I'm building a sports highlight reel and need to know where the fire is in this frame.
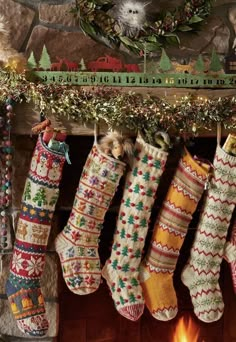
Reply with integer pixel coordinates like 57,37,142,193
173,315,199,342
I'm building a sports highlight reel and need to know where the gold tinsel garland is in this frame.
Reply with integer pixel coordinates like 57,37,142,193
0,70,236,140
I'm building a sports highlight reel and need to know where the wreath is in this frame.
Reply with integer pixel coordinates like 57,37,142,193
71,0,213,55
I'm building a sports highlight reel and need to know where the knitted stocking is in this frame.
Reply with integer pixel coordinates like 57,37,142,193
181,145,236,323
224,218,236,293
101,133,168,321
6,135,65,336
55,143,126,295
139,148,210,321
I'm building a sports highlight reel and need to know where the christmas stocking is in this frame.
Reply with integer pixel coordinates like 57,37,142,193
55,142,126,295
6,135,66,336
181,145,236,323
139,147,210,321
101,133,168,321
224,218,236,293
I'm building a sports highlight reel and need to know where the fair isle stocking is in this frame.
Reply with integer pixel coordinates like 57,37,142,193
139,148,210,321
6,135,65,336
55,143,126,294
224,218,236,293
101,133,168,321
181,145,236,323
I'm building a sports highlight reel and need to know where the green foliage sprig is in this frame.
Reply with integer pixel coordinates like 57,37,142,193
1,69,235,142
71,0,214,55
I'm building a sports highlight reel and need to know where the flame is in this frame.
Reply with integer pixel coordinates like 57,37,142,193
173,316,199,342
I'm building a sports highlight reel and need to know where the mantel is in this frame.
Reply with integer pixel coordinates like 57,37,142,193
12,86,236,137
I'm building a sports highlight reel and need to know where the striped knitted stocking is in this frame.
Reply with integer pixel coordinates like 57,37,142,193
102,134,168,321
6,135,65,336
181,145,236,323
139,148,210,321
55,143,126,295
224,218,236,293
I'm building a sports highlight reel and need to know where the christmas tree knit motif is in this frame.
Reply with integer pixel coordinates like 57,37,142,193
55,143,126,294
6,135,66,336
102,133,168,321
181,145,236,323
139,148,210,321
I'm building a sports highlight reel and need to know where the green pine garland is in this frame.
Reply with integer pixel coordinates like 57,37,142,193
71,0,214,54
0,69,236,142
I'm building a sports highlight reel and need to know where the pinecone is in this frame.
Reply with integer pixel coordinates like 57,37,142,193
93,10,117,35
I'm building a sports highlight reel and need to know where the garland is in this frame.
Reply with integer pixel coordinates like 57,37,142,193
71,0,213,54
1,69,236,144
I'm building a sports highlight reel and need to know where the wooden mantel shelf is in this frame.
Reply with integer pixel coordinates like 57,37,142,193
12,87,236,136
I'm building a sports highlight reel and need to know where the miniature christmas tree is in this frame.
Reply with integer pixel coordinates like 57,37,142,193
79,58,86,71
131,231,139,242
143,171,150,181
159,49,172,72
119,296,125,305
140,218,147,228
136,201,144,211
131,278,139,286
39,45,51,70
120,228,126,239
27,51,37,70
118,278,125,288
142,155,148,164
194,54,205,73
128,215,134,224
134,184,140,194
129,293,136,303
23,181,31,201
112,259,118,270
146,188,153,197
122,246,128,256
33,188,47,207
122,263,130,272
132,167,138,177
209,49,223,72
125,198,131,207
79,216,86,227
134,249,141,258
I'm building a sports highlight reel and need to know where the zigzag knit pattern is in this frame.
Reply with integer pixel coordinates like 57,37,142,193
139,148,210,321
55,144,126,295
6,135,65,337
102,134,168,321
224,219,236,293
181,145,236,323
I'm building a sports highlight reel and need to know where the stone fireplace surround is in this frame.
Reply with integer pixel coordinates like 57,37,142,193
0,0,236,341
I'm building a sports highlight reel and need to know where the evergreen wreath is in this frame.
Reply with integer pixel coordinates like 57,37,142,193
71,0,214,55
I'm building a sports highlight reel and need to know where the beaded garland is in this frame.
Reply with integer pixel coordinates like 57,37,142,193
0,97,14,254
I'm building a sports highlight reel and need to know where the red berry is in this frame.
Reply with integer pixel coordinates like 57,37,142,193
126,234,131,238
116,251,120,255
127,285,132,289
117,288,121,292
123,278,127,281
137,295,142,299
148,156,153,160
138,171,142,175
